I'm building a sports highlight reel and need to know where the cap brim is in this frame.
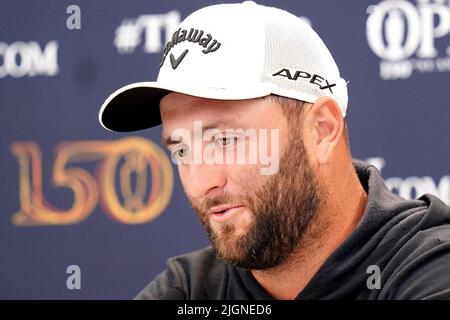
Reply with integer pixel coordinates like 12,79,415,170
98,82,170,132
99,81,273,132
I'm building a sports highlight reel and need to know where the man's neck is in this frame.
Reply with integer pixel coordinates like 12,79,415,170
251,165,368,300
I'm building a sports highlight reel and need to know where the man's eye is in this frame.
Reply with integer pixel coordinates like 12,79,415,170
177,148,185,157
171,146,189,163
216,136,238,146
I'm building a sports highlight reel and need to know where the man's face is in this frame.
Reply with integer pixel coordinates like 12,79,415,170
160,93,322,270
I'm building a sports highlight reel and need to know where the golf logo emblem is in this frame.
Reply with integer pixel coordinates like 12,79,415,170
160,27,222,68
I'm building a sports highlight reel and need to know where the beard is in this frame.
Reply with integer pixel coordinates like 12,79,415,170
187,130,323,270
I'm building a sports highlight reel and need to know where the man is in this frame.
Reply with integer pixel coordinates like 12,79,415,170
99,1,450,299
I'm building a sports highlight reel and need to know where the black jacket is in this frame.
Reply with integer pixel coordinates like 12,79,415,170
136,160,450,299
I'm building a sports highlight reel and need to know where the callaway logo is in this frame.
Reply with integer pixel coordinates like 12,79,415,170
160,28,222,69
272,68,336,94
170,49,189,70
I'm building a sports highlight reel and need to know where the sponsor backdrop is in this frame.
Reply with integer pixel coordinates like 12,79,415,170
0,0,449,299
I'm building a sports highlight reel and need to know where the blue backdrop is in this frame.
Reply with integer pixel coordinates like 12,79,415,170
1,0,449,299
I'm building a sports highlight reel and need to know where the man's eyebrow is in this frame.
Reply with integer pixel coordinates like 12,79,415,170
162,136,180,148
203,119,240,131
161,118,242,148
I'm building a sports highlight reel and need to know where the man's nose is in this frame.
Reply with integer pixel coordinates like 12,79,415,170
186,163,227,198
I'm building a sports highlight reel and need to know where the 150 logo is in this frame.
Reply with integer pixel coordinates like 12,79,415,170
11,137,173,226
366,0,450,79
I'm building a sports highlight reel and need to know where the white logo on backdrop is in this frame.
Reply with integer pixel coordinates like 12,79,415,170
366,157,450,205
114,11,181,54
0,41,59,79
366,0,450,80
113,11,311,55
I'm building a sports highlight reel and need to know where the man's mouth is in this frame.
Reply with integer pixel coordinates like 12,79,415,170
208,204,244,222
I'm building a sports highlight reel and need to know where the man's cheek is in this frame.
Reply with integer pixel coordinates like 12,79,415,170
178,167,191,195
229,164,259,186
234,165,269,194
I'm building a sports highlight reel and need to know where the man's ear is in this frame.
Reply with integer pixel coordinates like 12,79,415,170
303,97,344,165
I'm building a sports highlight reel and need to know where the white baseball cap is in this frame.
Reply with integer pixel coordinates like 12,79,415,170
99,1,348,132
